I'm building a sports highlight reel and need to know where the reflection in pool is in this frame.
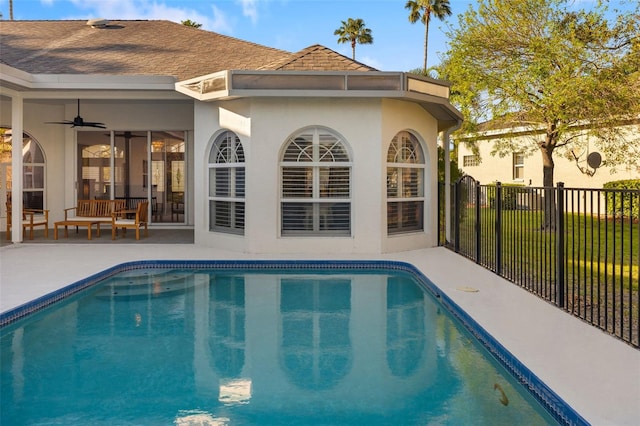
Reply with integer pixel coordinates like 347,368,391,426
1,265,568,425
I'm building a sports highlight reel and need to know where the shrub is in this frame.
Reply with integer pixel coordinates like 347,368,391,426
603,179,640,219
487,182,527,210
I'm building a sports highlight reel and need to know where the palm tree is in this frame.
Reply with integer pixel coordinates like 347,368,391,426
181,20,202,28
334,18,373,60
405,0,452,71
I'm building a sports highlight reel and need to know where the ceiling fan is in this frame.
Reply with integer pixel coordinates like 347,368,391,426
46,99,106,129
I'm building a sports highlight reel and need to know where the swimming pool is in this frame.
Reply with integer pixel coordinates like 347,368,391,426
1,260,586,425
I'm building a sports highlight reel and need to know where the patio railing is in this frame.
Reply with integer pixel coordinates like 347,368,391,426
438,177,639,348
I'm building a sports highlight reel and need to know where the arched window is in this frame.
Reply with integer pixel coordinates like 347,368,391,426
280,127,351,236
208,131,245,234
0,128,46,210
386,131,424,234
279,278,352,390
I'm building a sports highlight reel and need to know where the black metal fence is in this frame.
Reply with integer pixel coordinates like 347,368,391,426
438,177,639,348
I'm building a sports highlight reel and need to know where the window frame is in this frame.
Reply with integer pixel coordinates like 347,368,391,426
1,128,46,211
280,127,352,237
463,155,480,167
386,131,425,235
512,152,525,181
208,130,245,235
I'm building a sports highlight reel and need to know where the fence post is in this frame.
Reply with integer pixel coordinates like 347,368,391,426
496,182,503,275
454,179,461,253
475,183,481,263
556,182,565,307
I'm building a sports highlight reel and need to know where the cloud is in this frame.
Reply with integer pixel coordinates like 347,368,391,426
209,4,233,34
68,0,142,18
62,0,233,34
237,0,258,24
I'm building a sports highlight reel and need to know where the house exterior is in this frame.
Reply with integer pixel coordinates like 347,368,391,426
456,121,640,188
0,19,461,253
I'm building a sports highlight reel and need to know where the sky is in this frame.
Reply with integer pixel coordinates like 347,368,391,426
0,0,634,72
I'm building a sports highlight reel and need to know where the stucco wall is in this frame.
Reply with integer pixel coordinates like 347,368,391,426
381,99,439,253
457,125,640,188
193,97,441,254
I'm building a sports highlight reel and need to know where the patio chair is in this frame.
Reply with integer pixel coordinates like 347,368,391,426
111,201,149,240
5,202,49,240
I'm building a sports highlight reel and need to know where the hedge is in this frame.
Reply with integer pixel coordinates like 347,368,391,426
487,182,527,210
602,179,640,219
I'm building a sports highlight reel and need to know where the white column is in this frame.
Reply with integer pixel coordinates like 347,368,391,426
443,121,461,243
11,95,24,243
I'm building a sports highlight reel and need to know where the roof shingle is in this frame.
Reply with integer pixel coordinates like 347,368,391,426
0,20,376,81
260,44,377,72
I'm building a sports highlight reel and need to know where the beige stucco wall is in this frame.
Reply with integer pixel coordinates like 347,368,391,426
193,97,441,254
457,125,640,188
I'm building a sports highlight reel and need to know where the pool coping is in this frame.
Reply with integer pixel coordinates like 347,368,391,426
1,258,588,426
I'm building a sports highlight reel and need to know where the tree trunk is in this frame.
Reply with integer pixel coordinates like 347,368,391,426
540,136,556,230
423,18,430,71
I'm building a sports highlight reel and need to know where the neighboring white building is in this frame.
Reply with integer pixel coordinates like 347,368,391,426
0,20,462,253
457,121,640,188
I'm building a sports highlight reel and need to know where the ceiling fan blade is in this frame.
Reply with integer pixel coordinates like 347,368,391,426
79,122,107,129
46,121,75,125
44,99,107,129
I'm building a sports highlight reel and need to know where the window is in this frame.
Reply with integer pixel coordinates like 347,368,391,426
387,131,424,234
208,131,245,234
0,128,46,211
78,130,186,223
280,128,351,236
279,278,352,390
463,155,480,167
513,152,525,180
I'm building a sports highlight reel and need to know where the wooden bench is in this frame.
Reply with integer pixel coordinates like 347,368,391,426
64,200,126,230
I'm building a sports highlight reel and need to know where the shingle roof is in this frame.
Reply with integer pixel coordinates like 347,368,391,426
259,44,377,72
0,20,377,81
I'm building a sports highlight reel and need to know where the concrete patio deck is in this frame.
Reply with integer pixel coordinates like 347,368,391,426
1,240,638,425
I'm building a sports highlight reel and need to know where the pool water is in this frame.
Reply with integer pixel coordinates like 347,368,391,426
1,265,562,425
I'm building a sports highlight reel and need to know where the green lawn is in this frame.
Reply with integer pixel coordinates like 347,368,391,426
455,207,638,290
453,206,638,345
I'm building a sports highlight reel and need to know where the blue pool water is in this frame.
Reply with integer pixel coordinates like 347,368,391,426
1,261,583,425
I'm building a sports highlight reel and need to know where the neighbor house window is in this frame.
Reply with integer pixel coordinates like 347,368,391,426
513,152,525,180
280,127,351,236
209,131,245,234
387,131,424,234
463,155,480,167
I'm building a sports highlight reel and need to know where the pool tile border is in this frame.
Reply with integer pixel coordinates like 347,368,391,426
1,259,588,426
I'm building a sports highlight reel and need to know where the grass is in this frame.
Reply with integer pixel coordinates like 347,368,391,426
452,206,639,346
456,207,638,287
